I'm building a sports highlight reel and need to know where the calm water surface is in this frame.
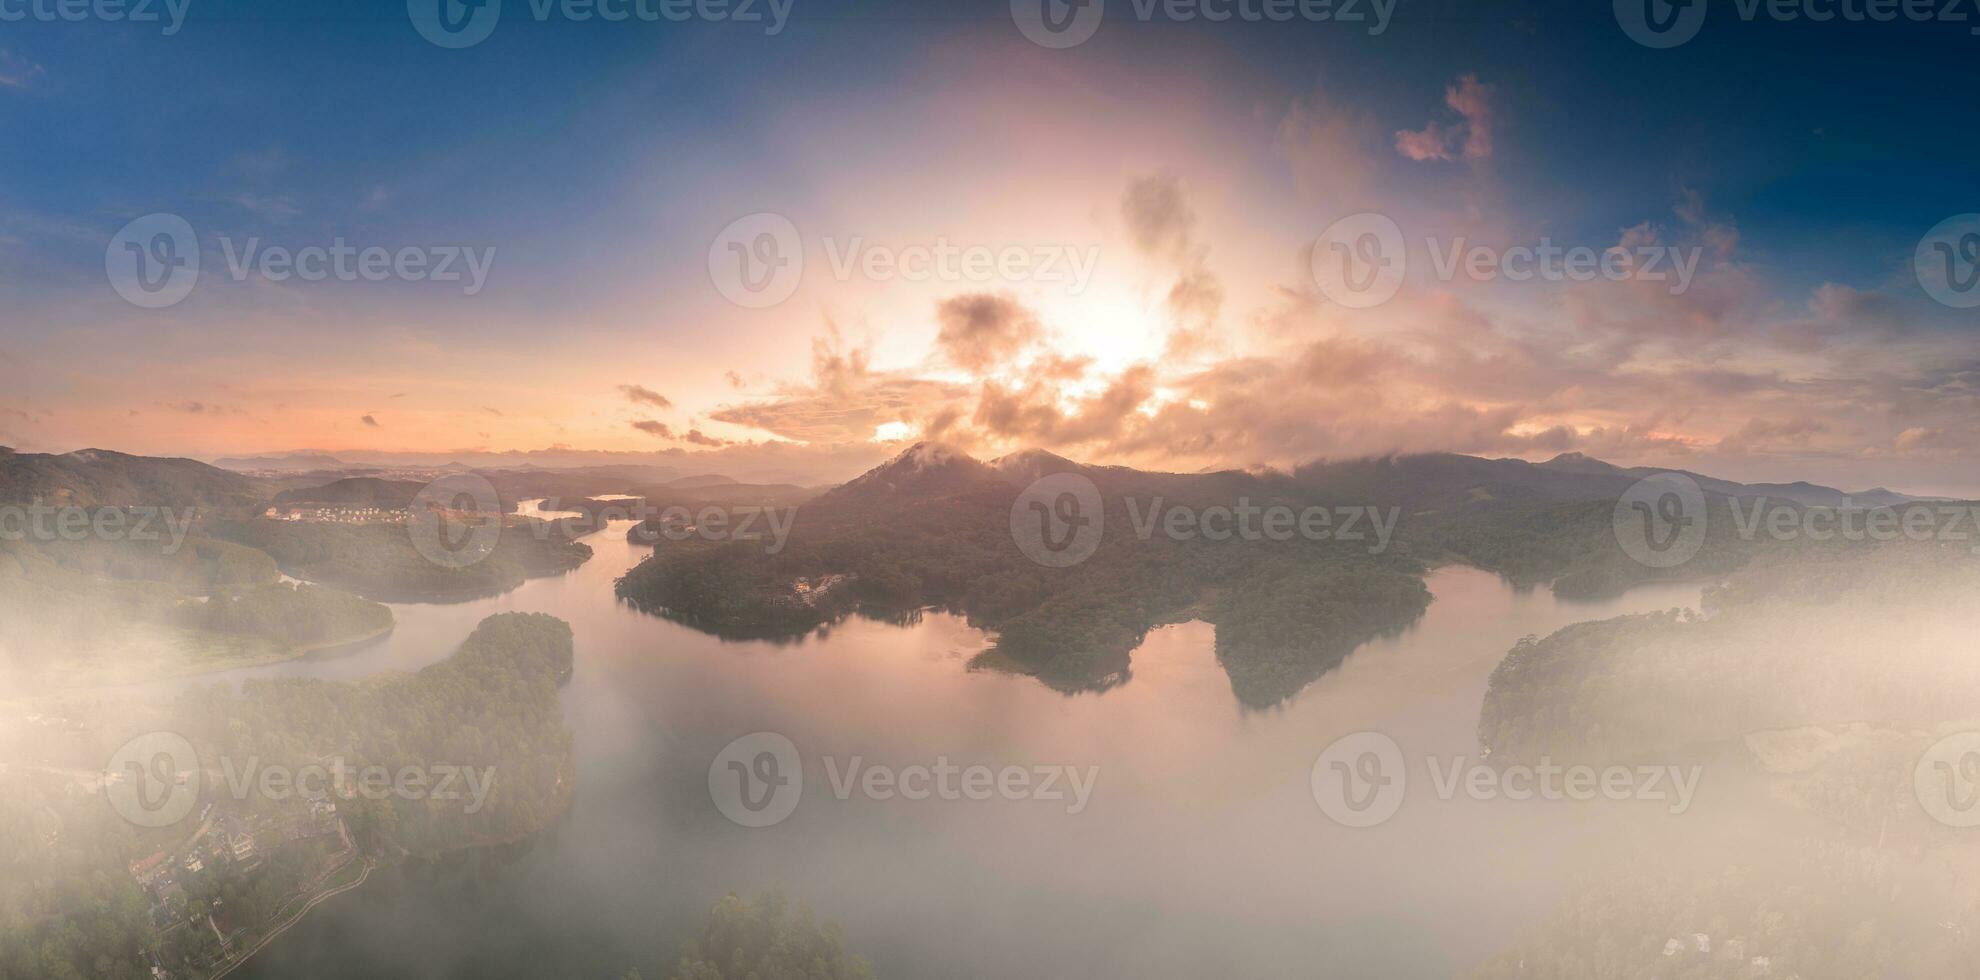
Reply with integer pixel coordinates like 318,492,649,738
221,514,1701,979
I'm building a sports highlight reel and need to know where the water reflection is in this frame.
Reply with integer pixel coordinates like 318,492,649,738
233,522,1701,979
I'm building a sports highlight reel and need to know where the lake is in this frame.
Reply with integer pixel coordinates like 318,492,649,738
225,514,1703,979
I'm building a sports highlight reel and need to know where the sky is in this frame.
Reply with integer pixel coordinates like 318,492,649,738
3,0,1979,492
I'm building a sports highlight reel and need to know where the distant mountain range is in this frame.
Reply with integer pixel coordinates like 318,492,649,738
199,442,893,487
211,452,353,473
3,442,1935,513
814,442,1929,518
1289,451,1927,513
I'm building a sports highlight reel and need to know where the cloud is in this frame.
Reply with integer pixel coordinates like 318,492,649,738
631,420,674,438
361,415,380,428
709,326,971,444
618,384,673,409
231,193,301,222
1394,74,1494,162
1121,174,1196,261
683,429,729,447
934,293,1042,373
1121,175,1224,356
1278,93,1385,214
0,50,44,89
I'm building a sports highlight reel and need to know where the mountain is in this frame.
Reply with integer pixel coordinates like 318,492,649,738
272,477,427,509
0,448,269,509
820,442,1005,503
1294,451,1920,514
620,442,1435,707
211,452,350,473
619,441,1965,706
1292,452,1639,512
664,474,742,489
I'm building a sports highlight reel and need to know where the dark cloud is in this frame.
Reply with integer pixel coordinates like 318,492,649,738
1394,74,1494,162
361,415,380,427
1121,174,1194,261
618,385,673,410
935,293,1042,373
631,420,674,438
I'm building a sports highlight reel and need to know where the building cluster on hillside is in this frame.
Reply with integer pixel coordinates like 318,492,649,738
1658,933,1785,977
127,801,344,933
793,574,848,606
263,506,405,524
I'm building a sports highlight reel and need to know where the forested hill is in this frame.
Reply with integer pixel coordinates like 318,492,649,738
618,442,1435,707
272,477,427,508
0,447,270,509
617,442,1946,706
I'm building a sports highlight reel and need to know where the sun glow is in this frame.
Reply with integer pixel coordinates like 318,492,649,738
872,421,914,442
